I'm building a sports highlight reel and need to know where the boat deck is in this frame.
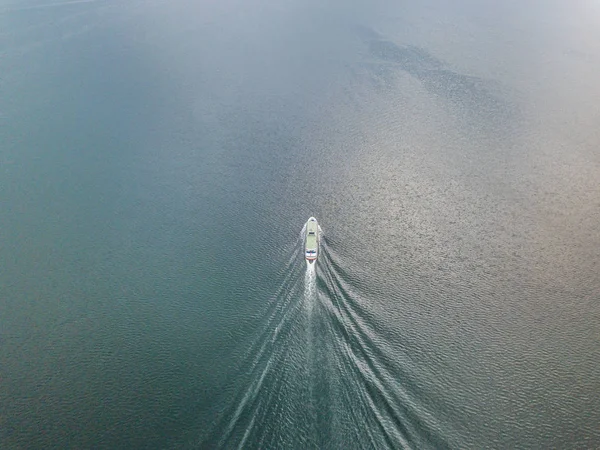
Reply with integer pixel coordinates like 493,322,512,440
305,220,318,250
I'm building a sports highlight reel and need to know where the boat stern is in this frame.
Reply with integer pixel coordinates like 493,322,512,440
305,250,317,263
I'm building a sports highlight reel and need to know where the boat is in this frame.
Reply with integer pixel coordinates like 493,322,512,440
305,217,319,264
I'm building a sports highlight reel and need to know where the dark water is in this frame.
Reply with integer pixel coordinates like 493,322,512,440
1,0,599,448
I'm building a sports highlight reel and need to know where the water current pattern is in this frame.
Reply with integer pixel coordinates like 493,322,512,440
1,0,599,448
199,225,450,449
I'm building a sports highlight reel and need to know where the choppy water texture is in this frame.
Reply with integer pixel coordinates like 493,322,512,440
1,0,599,448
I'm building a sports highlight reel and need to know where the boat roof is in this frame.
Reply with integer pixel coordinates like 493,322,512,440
305,219,318,250
306,233,317,250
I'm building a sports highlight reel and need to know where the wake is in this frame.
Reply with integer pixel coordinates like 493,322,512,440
199,222,451,449
304,255,317,312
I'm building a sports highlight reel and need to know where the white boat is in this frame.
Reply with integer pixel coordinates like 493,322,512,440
305,217,319,264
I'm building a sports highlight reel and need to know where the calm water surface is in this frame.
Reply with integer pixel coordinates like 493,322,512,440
1,0,599,448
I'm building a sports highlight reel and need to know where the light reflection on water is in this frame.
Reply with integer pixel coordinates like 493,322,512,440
1,0,599,448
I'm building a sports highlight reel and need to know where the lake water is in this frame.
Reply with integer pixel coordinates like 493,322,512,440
1,0,599,448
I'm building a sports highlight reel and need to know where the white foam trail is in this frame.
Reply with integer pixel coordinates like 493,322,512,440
271,324,280,344
304,255,318,442
304,262,317,314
